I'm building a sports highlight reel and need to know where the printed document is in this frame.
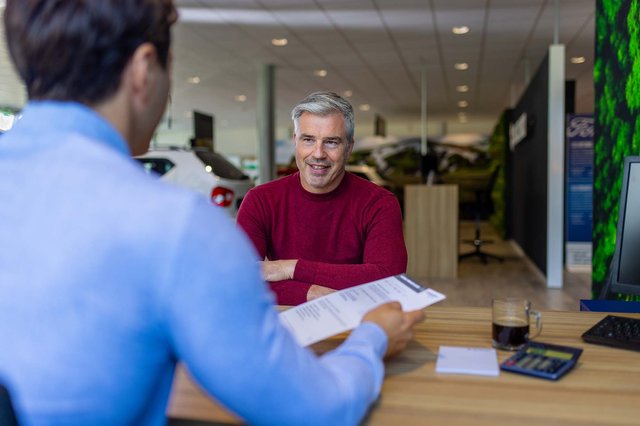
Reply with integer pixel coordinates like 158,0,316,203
279,274,446,346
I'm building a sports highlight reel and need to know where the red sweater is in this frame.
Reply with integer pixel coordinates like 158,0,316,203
237,172,407,305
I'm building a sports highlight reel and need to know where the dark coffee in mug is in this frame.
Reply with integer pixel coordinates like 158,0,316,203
492,317,529,348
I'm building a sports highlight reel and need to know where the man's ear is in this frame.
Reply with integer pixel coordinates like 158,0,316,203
128,43,159,109
347,139,355,156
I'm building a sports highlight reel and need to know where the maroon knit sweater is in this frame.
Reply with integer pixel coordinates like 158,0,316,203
236,172,407,305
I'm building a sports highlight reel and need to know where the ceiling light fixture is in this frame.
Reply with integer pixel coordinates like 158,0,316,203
343,90,353,97
271,38,288,47
454,62,469,70
570,56,586,64
452,26,470,35
359,104,371,111
187,76,201,84
235,95,247,102
313,69,328,77
456,85,469,93
457,100,469,108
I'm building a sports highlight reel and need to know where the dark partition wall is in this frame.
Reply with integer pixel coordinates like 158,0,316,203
509,55,551,274
508,55,575,275
593,1,640,299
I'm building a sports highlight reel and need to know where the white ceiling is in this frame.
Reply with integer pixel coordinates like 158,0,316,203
0,0,594,137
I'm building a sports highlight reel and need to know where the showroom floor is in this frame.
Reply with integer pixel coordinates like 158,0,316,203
419,221,592,311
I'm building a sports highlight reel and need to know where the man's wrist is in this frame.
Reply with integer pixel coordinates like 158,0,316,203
288,259,298,279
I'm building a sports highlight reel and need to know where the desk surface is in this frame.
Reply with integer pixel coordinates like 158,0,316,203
167,306,640,425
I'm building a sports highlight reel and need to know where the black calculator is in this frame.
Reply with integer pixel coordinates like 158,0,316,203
500,341,583,380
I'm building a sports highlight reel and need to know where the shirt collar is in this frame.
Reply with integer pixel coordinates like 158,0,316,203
17,100,130,156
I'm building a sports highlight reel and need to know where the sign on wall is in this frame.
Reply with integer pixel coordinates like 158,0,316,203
565,114,594,272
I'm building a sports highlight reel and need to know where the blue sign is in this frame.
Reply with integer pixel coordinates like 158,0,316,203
565,114,593,243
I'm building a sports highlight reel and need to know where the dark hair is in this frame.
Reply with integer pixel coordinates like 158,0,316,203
4,0,177,104
291,91,355,143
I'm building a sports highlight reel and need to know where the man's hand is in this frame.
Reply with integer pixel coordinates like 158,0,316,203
260,259,297,282
362,302,425,359
306,284,336,301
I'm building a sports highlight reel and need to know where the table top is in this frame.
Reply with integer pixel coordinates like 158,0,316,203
167,306,640,425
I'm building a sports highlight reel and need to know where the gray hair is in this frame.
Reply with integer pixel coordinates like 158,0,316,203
291,91,355,143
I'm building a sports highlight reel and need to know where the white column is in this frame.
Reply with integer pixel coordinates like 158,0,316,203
257,64,275,184
546,44,565,288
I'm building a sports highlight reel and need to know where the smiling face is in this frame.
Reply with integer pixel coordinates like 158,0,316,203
294,112,353,194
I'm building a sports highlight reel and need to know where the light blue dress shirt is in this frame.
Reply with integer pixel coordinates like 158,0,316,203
0,101,387,425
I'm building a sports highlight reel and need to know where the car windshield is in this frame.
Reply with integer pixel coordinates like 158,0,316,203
195,151,250,180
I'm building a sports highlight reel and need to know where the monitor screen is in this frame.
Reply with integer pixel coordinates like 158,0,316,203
611,157,640,296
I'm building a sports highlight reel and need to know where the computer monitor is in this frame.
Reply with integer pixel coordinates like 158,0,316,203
602,156,640,298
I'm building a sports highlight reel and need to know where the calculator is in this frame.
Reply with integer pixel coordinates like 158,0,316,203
500,341,583,380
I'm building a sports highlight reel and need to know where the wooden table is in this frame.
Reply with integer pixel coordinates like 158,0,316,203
167,307,640,425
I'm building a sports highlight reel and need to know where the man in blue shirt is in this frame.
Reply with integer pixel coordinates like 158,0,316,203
0,1,424,425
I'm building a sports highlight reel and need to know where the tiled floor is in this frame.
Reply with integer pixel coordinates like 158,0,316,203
416,221,592,311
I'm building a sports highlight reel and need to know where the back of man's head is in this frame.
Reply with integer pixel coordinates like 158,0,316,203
4,0,177,105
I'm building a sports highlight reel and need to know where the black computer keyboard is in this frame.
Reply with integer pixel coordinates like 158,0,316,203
581,315,640,352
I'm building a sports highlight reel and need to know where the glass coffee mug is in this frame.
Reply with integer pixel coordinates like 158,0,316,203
492,297,542,350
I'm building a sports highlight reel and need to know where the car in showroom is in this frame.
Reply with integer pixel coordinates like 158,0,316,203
135,147,254,217
345,164,391,188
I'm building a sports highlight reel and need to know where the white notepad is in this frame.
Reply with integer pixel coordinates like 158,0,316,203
435,346,500,377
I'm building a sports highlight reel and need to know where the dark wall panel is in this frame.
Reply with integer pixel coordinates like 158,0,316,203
509,56,550,273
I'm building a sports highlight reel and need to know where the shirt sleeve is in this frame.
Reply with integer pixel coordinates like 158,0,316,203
236,188,268,258
159,199,388,426
293,194,407,289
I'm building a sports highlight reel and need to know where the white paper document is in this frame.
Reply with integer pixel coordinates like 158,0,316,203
435,346,500,377
279,274,446,346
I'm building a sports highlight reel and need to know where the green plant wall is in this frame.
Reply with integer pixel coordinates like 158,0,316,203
593,0,640,299
488,112,508,239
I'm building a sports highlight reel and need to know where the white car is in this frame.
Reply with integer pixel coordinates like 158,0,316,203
345,164,391,188
136,148,254,217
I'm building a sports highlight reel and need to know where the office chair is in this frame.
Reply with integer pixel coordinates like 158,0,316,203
459,165,505,264
0,383,19,426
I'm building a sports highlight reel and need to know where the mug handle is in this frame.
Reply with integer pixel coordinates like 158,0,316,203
529,310,542,339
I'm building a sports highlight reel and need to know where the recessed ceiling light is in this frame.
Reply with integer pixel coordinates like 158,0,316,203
457,100,469,108
187,76,201,84
235,94,247,102
313,69,328,77
359,104,371,111
570,56,586,64
343,90,353,98
271,38,288,47
452,26,470,35
456,85,469,93
454,62,469,70
459,116,468,123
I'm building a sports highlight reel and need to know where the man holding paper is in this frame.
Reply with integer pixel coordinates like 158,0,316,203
0,2,424,425
237,91,407,305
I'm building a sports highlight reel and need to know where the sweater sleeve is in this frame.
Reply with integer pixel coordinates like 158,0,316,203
293,194,407,289
236,188,267,258
269,280,312,306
